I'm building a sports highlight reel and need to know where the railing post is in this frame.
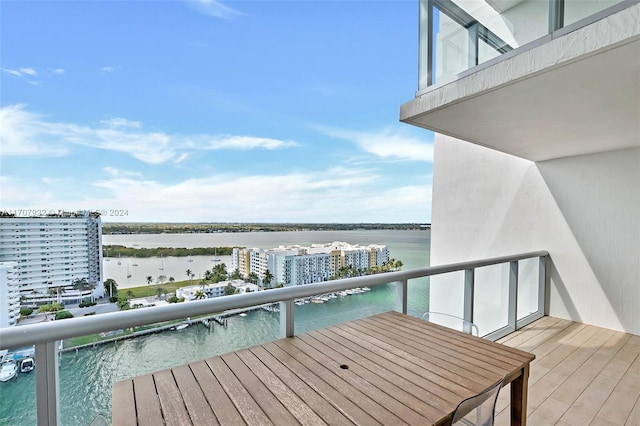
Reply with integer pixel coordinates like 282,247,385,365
394,279,408,314
279,299,295,338
35,341,59,426
539,255,548,315
508,261,519,332
463,269,475,325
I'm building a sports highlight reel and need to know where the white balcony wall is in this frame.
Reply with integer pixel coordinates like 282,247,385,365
429,135,640,335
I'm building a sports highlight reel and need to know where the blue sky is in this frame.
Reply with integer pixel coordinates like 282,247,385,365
0,0,433,223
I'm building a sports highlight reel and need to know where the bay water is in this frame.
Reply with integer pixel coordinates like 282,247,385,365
0,230,430,425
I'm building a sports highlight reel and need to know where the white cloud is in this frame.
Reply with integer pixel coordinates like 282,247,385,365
101,66,115,73
100,118,142,128
0,105,69,156
2,68,23,77
208,135,299,150
0,104,300,164
82,167,429,222
322,126,434,163
19,67,37,76
184,0,241,19
1,166,431,222
53,68,65,74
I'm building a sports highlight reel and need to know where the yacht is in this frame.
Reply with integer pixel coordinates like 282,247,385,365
0,361,17,382
20,357,34,373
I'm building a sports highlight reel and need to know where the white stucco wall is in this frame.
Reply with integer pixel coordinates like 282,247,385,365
429,135,639,335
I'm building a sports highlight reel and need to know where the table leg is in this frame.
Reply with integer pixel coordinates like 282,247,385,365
510,364,530,426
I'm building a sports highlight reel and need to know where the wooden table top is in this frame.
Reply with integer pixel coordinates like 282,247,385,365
112,311,535,425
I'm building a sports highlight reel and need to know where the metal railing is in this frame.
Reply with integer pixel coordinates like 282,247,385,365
0,250,548,425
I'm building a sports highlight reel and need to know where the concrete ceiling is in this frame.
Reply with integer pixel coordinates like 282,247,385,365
402,38,640,162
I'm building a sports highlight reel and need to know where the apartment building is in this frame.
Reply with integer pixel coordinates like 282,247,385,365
0,212,105,309
400,0,639,335
0,262,20,328
231,242,391,287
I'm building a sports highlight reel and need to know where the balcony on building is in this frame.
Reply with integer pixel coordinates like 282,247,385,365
400,0,640,161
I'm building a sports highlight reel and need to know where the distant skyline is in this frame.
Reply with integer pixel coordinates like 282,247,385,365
0,0,434,223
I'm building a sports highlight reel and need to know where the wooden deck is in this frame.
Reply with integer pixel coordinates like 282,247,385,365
495,316,640,425
112,311,534,425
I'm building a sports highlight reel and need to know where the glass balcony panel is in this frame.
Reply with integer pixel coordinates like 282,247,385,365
473,263,509,336
294,284,396,334
427,270,466,319
0,347,36,424
563,0,625,27
517,257,539,320
433,6,471,85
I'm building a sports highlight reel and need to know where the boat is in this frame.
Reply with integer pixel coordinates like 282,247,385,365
239,312,248,317
126,264,131,279
0,362,17,382
211,248,221,262
174,323,189,330
19,357,34,373
187,255,193,263
159,255,164,270
132,263,138,266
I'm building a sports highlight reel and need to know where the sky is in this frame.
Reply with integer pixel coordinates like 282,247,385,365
0,0,434,223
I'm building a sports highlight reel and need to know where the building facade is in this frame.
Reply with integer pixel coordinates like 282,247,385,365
401,0,639,334
0,212,105,307
0,262,20,328
231,242,391,287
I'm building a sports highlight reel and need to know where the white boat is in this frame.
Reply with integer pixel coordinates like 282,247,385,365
0,362,17,382
239,313,248,317
19,357,34,373
187,255,193,262
212,248,221,262
174,323,189,330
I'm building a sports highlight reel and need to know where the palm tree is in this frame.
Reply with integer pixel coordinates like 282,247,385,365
104,278,118,297
72,278,91,302
394,260,403,270
156,287,165,299
146,276,153,286
126,290,134,299
194,290,206,300
263,269,274,289
186,269,194,284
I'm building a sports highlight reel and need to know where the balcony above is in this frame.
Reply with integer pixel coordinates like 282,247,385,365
400,2,640,162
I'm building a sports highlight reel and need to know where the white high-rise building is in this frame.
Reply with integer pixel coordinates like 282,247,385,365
0,262,20,328
401,0,639,335
0,211,104,307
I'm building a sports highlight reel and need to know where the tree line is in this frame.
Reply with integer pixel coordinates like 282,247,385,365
102,222,427,234
103,245,236,258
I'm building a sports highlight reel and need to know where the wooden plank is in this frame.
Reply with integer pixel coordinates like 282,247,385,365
172,364,218,426
382,311,534,362
261,341,381,425
336,318,504,392
370,313,532,366
132,374,164,426
360,314,527,371
205,355,273,425
235,348,329,426
300,332,444,423
189,360,246,425
111,380,137,426
153,369,192,425
220,351,301,425
273,338,406,425
311,327,460,408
